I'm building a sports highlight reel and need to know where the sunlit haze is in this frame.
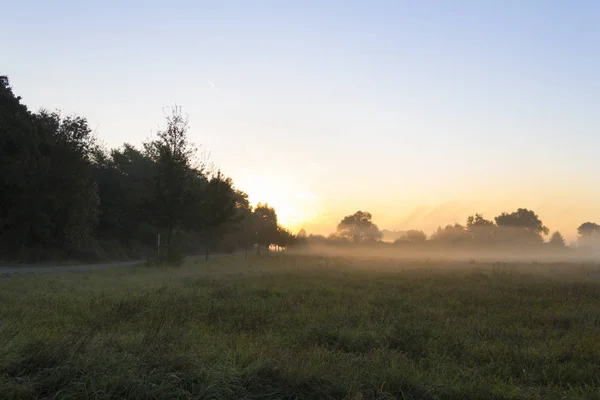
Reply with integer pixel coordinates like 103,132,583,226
3,1,600,240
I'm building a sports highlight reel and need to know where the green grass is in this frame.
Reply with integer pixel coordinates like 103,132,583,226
1,255,600,399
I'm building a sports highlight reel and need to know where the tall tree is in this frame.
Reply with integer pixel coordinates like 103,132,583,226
0,78,100,261
93,144,157,250
295,228,308,247
275,226,295,251
219,190,257,257
336,211,382,243
577,222,600,238
549,231,566,248
466,213,496,245
576,222,600,247
144,106,198,263
254,203,278,254
34,111,100,256
198,171,238,260
495,208,548,244
0,75,41,258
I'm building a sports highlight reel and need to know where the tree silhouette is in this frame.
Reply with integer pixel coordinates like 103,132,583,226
144,106,199,263
0,76,101,260
336,211,382,243
0,75,291,263
430,224,470,245
199,171,238,260
495,208,548,235
222,190,256,258
394,230,426,244
93,144,158,252
7,75,600,262
576,222,600,248
577,222,600,238
275,226,295,251
254,203,279,254
549,231,566,248
495,208,548,244
466,213,496,244
294,229,308,247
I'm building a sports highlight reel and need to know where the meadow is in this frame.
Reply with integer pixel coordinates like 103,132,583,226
1,254,600,399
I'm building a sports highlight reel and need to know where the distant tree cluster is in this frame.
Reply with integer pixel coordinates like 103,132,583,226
0,76,295,263
308,209,599,251
336,211,382,243
576,222,600,248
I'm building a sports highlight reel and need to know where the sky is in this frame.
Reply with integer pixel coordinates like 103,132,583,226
3,0,600,241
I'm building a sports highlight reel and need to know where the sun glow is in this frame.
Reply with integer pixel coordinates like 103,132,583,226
239,172,318,232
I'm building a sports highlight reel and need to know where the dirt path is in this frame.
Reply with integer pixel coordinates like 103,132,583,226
0,260,144,275
0,252,243,276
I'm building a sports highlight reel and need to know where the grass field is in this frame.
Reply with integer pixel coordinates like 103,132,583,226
1,254,600,399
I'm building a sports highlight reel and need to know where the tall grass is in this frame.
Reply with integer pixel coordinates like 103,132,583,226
1,255,599,399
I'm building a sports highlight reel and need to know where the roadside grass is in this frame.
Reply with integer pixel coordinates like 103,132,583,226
1,255,599,399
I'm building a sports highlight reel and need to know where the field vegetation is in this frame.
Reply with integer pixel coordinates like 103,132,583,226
2,254,600,399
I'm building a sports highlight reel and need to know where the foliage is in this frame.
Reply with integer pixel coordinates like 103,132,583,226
197,171,239,259
495,208,549,244
394,229,427,244
1,74,594,261
0,78,100,260
466,213,496,244
577,222,600,237
275,226,296,249
336,211,382,243
254,203,279,253
576,222,600,248
0,76,286,263
143,106,199,263
429,223,470,244
549,231,566,247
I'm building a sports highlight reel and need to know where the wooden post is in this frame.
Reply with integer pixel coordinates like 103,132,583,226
157,233,161,264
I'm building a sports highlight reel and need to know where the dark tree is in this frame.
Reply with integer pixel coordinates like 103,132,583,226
336,211,382,243
199,171,238,260
429,224,470,245
577,222,600,238
144,106,198,263
466,213,496,245
494,208,548,244
495,208,548,235
549,231,566,248
576,222,600,247
93,144,157,250
0,76,43,259
275,226,295,251
394,230,427,244
0,75,283,264
228,191,257,258
295,228,308,247
254,203,278,254
0,76,100,261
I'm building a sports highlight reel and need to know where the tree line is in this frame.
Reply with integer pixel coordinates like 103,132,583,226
304,210,600,250
4,75,598,262
0,76,296,263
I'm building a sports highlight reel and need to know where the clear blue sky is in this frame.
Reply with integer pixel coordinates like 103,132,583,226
3,1,600,240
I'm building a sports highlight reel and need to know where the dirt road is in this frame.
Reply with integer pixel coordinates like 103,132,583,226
0,253,241,276
0,260,144,275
